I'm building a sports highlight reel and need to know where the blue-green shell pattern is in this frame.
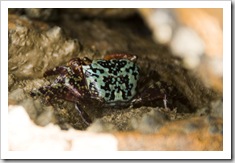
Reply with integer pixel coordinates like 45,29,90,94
82,59,139,104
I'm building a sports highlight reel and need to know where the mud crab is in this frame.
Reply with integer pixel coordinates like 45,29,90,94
31,54,172,125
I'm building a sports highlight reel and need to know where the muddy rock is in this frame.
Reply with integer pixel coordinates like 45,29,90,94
61,8,136,19
86,119,117,133
114,116,223,150
24,8,58,21
8,106,118,151
131,108,170,134
8,14,80,80
139,8,223,92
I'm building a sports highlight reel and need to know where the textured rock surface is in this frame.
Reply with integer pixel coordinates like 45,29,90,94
8,105,222,151
8,14,80,80
139,8,223,92
114,116,223,150
8,8,223,151
8,106,118,151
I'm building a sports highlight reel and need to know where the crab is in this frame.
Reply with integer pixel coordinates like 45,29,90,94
31,54,173,126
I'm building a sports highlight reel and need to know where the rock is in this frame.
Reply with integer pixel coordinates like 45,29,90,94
61,8,136,19
8,105,222,151
8,14,80,80
86,119,117,133
131,109,170,134
8,105,118,151
210,99,223,118
170,26,205,69
24,8,58,21
114,116,222,150
138,8,223,93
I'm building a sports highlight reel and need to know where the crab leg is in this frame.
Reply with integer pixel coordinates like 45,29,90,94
75,103,92,126
131,87,167,108
44,57,92,77
44,66,72,77
131,70,170,108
